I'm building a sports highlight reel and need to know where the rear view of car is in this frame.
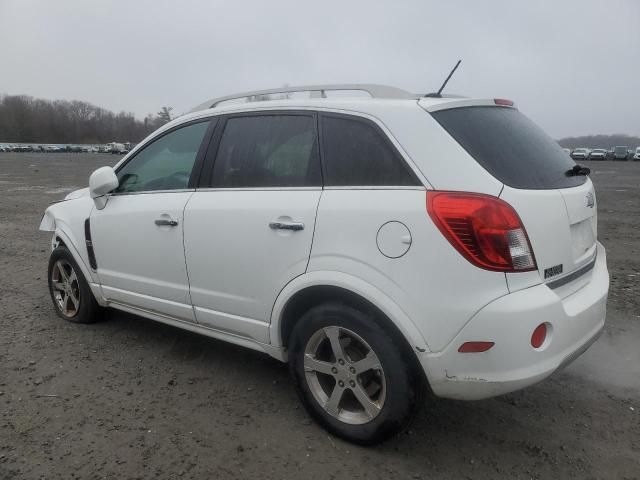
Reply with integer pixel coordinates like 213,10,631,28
589,148,607,160
418,100,608,400
613,146,629,160
571,148,590,160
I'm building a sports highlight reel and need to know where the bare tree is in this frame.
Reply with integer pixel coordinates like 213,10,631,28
0,94,165,143
157,106,173,124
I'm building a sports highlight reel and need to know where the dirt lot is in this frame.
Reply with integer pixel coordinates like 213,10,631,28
0,153,638,479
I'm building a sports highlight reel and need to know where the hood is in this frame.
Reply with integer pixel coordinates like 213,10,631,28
64,187,90,200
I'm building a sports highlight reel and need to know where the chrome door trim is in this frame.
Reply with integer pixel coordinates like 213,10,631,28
109,188,196,196
195,187,322,192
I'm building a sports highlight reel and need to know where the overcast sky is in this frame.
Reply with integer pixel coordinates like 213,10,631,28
1,0,638,138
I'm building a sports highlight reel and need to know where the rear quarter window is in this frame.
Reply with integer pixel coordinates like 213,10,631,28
320,114,421,187
432,107,586,190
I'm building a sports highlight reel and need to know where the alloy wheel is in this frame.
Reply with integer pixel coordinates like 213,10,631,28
50,259,81,318
303,326,386,425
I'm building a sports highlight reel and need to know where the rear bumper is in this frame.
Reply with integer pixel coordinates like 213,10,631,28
421,242,609,400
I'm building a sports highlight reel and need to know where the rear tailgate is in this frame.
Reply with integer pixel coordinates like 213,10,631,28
501,181,597,296
429,102,596,295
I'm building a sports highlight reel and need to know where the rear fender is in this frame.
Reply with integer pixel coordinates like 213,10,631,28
270,271,431,359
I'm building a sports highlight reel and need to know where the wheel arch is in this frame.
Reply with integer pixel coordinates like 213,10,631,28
270,271,431,359
51,228,94,283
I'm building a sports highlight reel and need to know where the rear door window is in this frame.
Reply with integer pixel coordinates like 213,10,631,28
211,114,321,188
320,114,420,187
432,107,586,189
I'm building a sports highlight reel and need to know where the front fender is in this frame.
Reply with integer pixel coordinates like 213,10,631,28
39,197,97,284
269,271,431,355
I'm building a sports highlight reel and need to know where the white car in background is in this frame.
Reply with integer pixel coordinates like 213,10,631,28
571,147,590,160
40,84,609,444
588,148,607,160
633,147,640,161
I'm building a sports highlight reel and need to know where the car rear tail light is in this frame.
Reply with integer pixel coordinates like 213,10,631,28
427,191,537,272
531,323,547,348
458,341,494,353
494,98,514,106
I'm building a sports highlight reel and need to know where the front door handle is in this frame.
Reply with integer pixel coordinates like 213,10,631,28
269,221,305,231
155,218,179,227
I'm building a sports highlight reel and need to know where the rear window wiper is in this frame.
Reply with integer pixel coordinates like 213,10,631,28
566,164,591,177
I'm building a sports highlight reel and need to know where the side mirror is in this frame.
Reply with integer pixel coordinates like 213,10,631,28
89,166,118,210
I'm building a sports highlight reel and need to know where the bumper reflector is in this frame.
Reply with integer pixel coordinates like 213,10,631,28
458,341,495,353
531,323,548,348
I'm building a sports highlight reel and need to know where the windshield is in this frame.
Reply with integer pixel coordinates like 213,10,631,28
431,106,587,190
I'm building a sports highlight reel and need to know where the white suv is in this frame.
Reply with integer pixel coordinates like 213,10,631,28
40,84,609,444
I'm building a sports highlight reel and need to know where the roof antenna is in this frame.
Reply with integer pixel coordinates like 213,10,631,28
425,59,462,98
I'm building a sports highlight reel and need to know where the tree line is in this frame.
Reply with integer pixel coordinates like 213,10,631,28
2,92,638,149
0,93,172,144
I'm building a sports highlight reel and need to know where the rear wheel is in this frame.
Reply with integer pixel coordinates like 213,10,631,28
289,302,422,444
48,246,101,323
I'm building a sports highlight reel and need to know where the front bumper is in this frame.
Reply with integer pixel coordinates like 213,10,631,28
421,242,609,400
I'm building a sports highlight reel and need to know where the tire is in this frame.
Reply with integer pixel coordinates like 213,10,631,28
288,302,423,445
47,246,102,324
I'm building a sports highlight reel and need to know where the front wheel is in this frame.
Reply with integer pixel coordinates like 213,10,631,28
47,246,102,323
289,302,423,445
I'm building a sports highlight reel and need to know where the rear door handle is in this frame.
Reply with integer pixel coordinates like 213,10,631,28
269,221,304,231
155,218,179,227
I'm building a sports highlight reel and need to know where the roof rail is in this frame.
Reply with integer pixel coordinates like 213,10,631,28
190,84,418,112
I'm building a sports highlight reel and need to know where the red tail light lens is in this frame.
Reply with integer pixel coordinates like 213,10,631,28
427,191,537,272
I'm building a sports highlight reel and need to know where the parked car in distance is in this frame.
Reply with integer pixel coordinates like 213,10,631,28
109,142,128,154
633,147,640,161
45,145,61,152
588,148,608,160
40,84,609,444
571,147,590,160
613,146,629,160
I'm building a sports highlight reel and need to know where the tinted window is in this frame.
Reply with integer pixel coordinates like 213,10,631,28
211,115,320,188
115,121,209,193
321,115,419,186
432,107,586,189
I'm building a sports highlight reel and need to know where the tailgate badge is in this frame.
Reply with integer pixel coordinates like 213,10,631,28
544,264,563,279
586,192,595,208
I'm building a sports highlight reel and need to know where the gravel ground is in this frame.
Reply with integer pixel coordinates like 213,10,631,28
0,154,638,480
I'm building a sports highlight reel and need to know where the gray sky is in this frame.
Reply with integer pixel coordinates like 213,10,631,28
1,0,638,138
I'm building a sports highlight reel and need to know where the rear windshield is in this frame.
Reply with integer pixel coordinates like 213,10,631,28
432,106,586,190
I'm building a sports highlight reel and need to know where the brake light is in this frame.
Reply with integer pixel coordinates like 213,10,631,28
427,191,537,272
494,98,514,106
